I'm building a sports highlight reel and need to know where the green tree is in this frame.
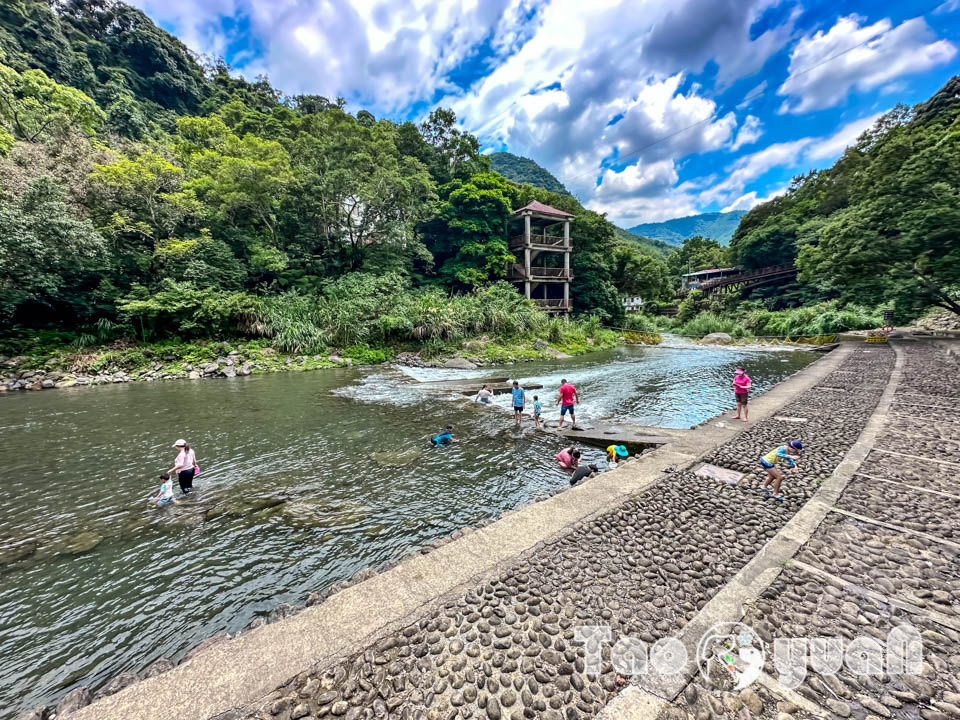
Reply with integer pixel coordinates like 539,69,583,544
425,172,515,288
612,244,671,300
0,176,105,319
0,63,104,142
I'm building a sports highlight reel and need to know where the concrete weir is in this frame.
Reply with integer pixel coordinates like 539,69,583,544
70,343,928,720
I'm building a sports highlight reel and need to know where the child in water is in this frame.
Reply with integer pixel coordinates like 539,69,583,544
151,473,178,506
533,395,542,429
430,425,458,447
760,440,802,501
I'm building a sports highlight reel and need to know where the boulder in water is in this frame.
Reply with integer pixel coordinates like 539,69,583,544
701,332,733,345
57,531,103,556
369,448,422,467
0,538,38,567
443,357,477,369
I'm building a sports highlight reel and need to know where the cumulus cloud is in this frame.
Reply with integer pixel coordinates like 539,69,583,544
702,111,884,206
777,14,957,114
721,186,786,212
731,115,763,151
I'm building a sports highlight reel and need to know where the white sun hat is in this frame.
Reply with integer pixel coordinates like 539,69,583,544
173,439,186,447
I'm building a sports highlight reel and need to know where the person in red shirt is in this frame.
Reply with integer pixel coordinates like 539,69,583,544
731,368,752,422
556,378,580,430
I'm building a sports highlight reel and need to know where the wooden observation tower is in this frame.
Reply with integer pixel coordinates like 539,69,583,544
507,201,573,313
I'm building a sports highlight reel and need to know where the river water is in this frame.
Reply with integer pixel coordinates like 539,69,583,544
0,341,815,716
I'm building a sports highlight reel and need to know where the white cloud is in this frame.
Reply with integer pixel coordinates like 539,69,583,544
777,14,957,114
934,0,960,13
721,186,786,212
702,111,884,206
731,115,763,151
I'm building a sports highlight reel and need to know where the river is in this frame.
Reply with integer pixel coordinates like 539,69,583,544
0,341,816,716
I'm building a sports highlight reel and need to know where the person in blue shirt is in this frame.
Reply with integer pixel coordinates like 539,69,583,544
430,425,457,447
511,380,525,427
533,395,542,429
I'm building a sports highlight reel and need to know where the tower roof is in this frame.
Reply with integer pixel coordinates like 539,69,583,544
513,200,574,219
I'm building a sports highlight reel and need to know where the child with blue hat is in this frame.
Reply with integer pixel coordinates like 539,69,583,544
760,440,802,501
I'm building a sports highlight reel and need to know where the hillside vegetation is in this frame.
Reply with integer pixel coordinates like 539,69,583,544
628,210,747,246
0,0,684,365
488,152,570,195
731,77,960,320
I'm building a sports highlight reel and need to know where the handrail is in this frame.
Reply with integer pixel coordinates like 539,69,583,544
698,264,796,291
510,234,569,248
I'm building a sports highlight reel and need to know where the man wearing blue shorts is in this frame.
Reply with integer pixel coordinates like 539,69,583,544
556,378,580,430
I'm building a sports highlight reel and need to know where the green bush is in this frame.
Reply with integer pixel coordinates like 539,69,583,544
678,312,749,338
343,344,394,364
745,302,882,337
623,313,658,333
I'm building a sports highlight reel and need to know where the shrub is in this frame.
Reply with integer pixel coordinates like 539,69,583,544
623,313,658,333
678,312,749,338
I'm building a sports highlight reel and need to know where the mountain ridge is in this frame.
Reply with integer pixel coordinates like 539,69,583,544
628,210,747,246
488,152,570,195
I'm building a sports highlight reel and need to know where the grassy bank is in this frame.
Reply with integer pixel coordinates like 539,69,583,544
623,300,886,340
0,317,650,389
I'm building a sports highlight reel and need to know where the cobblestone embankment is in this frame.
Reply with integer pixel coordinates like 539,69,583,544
65,342,960,720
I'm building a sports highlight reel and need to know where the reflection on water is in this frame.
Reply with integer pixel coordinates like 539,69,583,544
0,343,814,716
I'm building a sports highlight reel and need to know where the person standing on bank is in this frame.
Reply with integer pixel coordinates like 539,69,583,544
731,368,752,422
555,378,580,430
168,439,198,495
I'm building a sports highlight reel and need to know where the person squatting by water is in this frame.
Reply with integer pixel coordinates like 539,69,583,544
555,378,579,430
607,444,628,466
732,367,752,422
430,425,458,446
569,464,599,486
168,439,198,495
760,440,802,501
556,447,581,470
511,381,525,427
474,385,493,404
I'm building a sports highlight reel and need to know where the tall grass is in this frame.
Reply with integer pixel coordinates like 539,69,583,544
677,312,749,338
250,275,552,351
745,302,881,337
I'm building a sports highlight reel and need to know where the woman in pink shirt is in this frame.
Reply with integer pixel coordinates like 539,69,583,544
731,368,752,422
556,447,581,470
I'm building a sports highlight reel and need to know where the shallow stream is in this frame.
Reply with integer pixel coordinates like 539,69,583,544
0,341,815,716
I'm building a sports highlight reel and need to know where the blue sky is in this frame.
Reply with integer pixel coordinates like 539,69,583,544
132,0,960,226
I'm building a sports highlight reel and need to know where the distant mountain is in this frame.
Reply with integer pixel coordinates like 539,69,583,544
614,226,672,257
489,152,570,195
628,210,748,246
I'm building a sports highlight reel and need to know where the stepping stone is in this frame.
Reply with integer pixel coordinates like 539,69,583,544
695,463,745,484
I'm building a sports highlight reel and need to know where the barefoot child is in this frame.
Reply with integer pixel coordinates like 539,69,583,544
533,395,542,429
760,440,802,501
731,368,751,422
151,473,178,506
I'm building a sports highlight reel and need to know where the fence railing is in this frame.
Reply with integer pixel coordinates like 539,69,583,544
508,265,572,281
510,234,570,249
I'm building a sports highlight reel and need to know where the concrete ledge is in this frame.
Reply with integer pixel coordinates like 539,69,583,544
73,345,850,720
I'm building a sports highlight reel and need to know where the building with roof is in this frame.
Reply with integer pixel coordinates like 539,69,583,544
507,201,573,313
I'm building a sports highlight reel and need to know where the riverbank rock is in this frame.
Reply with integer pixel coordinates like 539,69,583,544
97,671,139,698
55,687,92,716
443,357,477,370
14,706,50,720
143,657,176,678
701,332,734,345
